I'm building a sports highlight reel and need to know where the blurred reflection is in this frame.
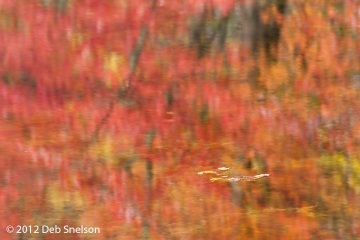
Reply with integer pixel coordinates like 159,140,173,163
1,0,360,239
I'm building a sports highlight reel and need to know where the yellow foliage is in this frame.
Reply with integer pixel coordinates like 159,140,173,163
92,136,122,164
104,52,124,73
259,62,290,90
46,185,86,212
319,153,360,193
68,31,85,49
103,52,127,87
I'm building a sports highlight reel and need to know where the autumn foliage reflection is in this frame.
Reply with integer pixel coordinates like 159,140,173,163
1,0,360,239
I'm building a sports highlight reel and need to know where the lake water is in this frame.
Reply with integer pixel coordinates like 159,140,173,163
1,1,360,239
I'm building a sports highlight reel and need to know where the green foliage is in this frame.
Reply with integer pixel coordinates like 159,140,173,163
40,0,69,12
319,153,360,193
307,93,321,109
199,103,210,123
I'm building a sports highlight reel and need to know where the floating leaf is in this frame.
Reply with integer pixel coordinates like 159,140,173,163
218,167,230,171
197,170,218,175
199,167,270,182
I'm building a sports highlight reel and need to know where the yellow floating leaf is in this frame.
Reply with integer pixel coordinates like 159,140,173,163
217,167,230,171
197,170,218,175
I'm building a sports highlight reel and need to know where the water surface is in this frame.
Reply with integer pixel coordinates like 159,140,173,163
1,1,360,239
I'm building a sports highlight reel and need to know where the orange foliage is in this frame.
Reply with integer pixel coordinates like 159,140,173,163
1,0,360,239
